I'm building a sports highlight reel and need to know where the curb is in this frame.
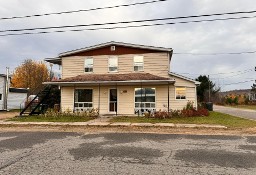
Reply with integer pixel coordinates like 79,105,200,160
0,121,227,129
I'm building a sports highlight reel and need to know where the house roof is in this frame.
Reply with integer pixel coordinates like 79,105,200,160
169,72,200,85
59,41,173,57
9,87,28,93
44,73,175,86
45,41,173,65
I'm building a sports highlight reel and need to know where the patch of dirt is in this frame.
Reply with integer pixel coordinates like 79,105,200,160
0,125,256,136
0,112,19,120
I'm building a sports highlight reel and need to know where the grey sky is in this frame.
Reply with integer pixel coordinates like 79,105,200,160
0,0,255,91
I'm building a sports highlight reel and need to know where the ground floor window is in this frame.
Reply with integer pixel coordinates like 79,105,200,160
74,89,93,111
134,88,155,114
176,87,186,99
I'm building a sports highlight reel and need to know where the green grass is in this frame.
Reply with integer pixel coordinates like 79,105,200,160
9,115,95,122
110,111,256,128
230,105,256,110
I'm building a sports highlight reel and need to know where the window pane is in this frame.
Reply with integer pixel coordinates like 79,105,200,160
176,87,186,99
75,89,93,102
134,56,143,63
85,58,93,72
134,56,144,71
85,58,93,65
109,57,118,66
109,67,117,72
85,68,93,72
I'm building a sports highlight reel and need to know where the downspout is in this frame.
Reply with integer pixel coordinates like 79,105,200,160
115,83,117,116
98,83,100,116
140,81,142,116
168,82,170,114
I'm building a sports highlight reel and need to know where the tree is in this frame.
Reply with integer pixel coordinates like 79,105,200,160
11,59,49,93
196,75,220,102
252,83,256,93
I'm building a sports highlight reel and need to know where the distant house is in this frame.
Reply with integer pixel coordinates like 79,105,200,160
44,41,199,115
0,74,28,110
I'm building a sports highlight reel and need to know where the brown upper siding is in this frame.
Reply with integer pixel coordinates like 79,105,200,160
61,45,164,57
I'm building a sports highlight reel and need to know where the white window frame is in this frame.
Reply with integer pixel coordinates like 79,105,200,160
74,88,93,112
134,87,156,114
133,55,144,72
108,56,118,72
175,87,187,100
84,57,93,73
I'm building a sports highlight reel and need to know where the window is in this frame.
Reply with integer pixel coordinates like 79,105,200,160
108,56,118,72
134,88,155,114
134,56,144,71
84,58,93,72
74,89,93,111
0,94,2,100
176,87,186,99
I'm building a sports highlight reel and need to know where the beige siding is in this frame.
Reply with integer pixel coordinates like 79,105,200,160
61,87,74,112
60,84,197,115
62,53,169,79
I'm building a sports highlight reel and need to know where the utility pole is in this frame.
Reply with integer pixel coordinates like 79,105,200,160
4,67,9,111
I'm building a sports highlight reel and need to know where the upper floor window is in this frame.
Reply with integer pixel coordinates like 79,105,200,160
84,57,93,72
108,56,118,72
134,56,144,71
176,87,186,99
0,94,2,100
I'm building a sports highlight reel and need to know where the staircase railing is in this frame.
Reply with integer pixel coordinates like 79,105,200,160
20,85,52,116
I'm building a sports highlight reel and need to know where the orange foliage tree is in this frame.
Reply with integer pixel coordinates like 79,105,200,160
11,59,49,92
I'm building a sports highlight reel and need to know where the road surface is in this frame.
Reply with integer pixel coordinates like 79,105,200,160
214,105,256,120
0,132,256,175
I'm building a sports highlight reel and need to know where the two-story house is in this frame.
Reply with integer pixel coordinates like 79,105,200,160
44,41,199,115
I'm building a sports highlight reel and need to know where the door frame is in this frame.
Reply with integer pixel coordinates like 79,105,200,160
108,88,118,113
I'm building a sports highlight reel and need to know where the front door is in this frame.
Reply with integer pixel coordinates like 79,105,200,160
109,89,117,112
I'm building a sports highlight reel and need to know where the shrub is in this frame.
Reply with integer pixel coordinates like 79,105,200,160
154,110,170,119
43,108,99,118
185,101,194,110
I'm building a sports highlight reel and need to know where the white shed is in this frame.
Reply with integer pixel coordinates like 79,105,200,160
0,74,28,110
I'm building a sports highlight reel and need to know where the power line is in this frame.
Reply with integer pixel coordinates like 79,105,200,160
1,10,256,33
223,80,254,86
174,68,254,76
173,50,256,55
0,0,168,21
1,15,256,37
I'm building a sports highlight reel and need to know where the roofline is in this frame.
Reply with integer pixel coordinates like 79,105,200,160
169,72,200,85
59,41,173,57
43,79,175,86
44,57,62,65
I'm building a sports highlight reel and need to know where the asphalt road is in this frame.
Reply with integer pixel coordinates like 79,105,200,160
214,105,256,120
0,132,256,175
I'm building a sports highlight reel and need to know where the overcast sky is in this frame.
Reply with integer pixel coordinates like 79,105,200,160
0,0,255,91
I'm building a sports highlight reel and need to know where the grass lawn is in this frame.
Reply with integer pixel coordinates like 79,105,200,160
230,105,256,110
9,115,96,122
110,111,256,129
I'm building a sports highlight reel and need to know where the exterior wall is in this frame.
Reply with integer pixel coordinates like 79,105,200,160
0,77,4,110
7,92,27,110
60,83,197,115
61,86,74,112
62,52,170,79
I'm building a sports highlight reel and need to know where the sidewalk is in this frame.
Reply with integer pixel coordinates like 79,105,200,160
0,117,227,129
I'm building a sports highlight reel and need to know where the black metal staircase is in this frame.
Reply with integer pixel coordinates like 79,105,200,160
20,85,52,116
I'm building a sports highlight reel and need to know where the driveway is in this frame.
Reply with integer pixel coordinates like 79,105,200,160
214,105,256,120
0,132,256,174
